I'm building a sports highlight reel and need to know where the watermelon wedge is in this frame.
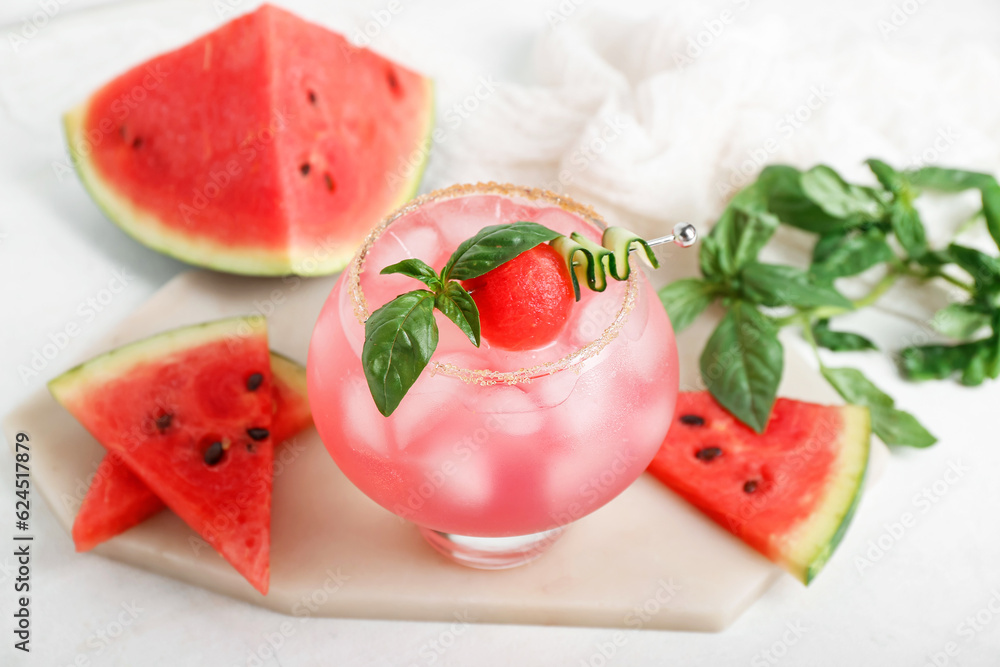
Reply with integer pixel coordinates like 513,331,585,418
49,317,275,594
71,352,312,553
64,4,434,276
647,392,870,584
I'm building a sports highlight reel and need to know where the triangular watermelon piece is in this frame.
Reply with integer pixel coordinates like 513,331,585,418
647,392,870,584
71,352,312,554
49,317,275,594
63,4,434,276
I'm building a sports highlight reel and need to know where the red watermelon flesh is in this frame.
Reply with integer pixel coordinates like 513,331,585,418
71,352,312,553
63,4,434,276
49,318,275,594
461,243,576,350
647,392,870,584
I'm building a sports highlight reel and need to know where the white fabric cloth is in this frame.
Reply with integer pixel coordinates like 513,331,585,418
430,7,1000,243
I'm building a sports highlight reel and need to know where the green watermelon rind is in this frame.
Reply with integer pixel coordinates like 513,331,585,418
783,404,871,584
48,316,267,403
269,350,308,399
267,350,312,437
62,78,435,277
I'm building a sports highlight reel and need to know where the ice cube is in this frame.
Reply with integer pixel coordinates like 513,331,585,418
566,283,625,348
388,371,457,451
402,413,500,515
467,385,545,437
553,367,617,443
621,281,651,342
358,217,446,311
426,196,483,250
429,194,540,251
525,367,581,410
368,213,445,272
433,310,483,355
342,375,390,456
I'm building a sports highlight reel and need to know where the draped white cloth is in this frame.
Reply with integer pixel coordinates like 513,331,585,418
429,7,1000,244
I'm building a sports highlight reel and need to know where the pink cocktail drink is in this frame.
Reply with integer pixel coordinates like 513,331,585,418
308,183,679,567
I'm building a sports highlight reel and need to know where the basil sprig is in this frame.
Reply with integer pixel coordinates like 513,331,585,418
661,159,1000,446
362,221,560,416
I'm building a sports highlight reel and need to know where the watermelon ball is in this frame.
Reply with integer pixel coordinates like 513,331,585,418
461,243,575,351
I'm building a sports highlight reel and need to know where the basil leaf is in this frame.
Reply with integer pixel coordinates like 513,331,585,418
703,204,779,278
948,243,1000,289
905,168,1000,250
812,232,847,265
984,314,1000,381
800,165,885,221
700,302,783,433
812,319,877,352
740,262,852,309
658,279,717,333
699,235,727,280
868,406,938,448
931,303,991,339
916,248,954,270
820,366,894,407
732,210,780,270
362,290,439,417
441,221,561,281
760,165,854,235
889,200,927,259
380,258,443,291
981,182,1000,251
905,166,996,192
434,282,481,347
729,177,771,213
702,208,737,277
900,322,1000,385
866,158,906,194
899,342,981,382
962,345,990,386
810,228,894,281
820,366,936,447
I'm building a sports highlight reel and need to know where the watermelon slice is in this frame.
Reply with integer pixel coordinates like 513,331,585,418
63,4,434,276
647,392,870,584
49,317,275,593
71,352,312,553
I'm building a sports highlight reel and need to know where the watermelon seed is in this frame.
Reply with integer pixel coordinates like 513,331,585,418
743,480,759,493
204,441,224,466
387,69,399,92
246,442,255,453
246,373,264,391
247,428,269,441
680,414,705,426
695,447,722,462
299,163,311,176
154,413,173,431
132,137,143,149
307,90,317,105
324,173,336,192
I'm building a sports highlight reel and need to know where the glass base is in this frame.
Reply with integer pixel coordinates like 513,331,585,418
418,526,564,569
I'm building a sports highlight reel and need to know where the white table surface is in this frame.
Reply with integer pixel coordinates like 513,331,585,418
1,0,999,665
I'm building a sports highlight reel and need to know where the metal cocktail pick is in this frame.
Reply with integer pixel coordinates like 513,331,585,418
644,222,698,249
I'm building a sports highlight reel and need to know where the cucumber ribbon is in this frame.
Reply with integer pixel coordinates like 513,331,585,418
550,227,661,300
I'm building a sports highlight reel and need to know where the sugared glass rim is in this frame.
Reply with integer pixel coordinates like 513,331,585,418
347,182,639,386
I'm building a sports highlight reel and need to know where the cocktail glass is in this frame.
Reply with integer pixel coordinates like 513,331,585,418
307,183,682,569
